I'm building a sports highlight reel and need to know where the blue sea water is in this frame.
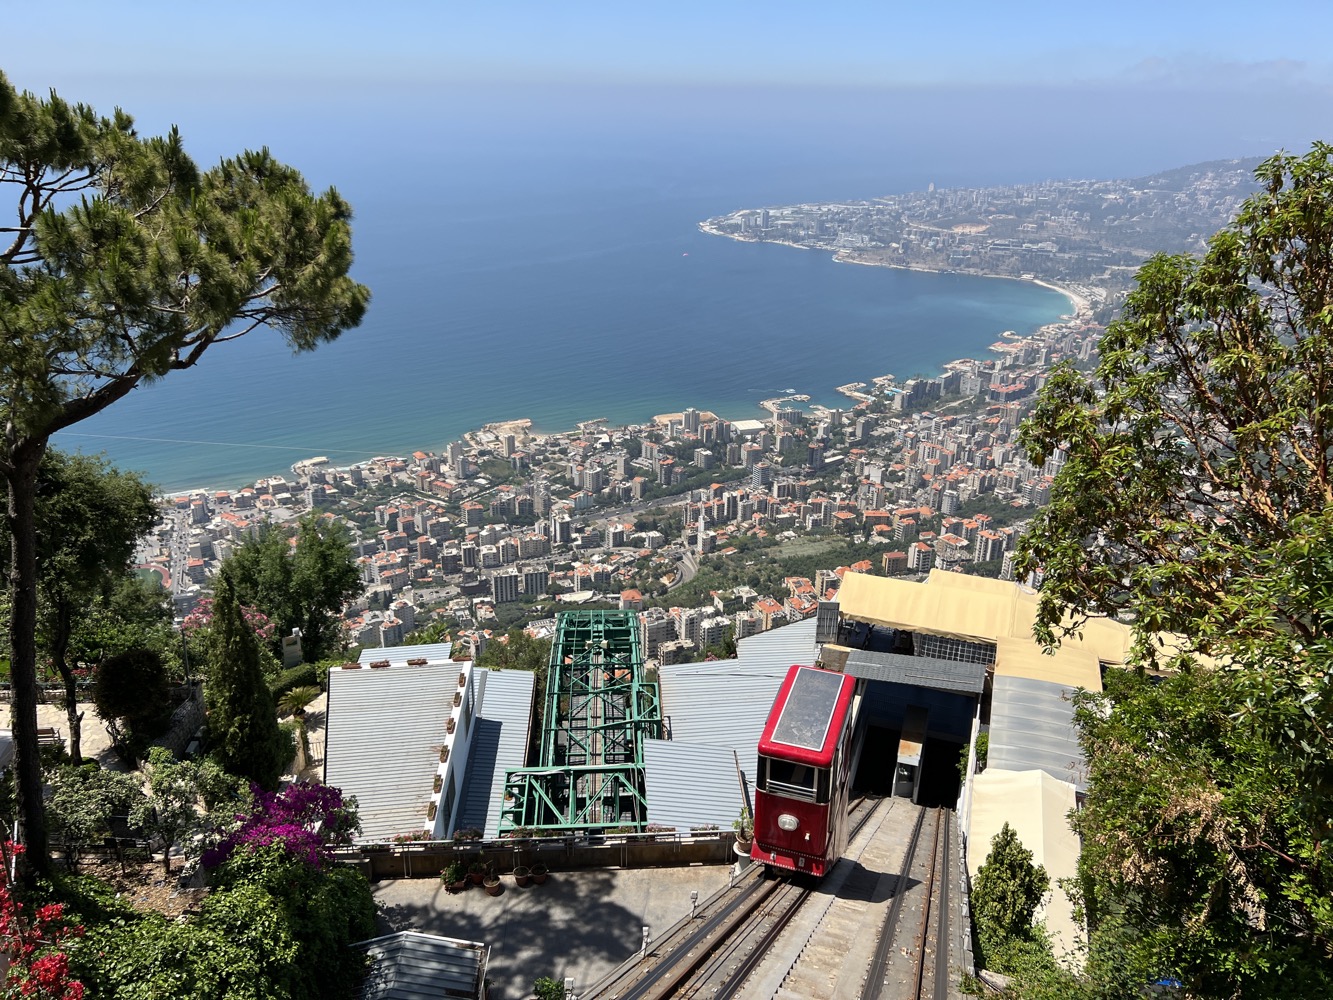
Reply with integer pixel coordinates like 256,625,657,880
54,95,1073,492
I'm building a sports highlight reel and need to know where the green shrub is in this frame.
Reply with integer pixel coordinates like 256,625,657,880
268,662,321,699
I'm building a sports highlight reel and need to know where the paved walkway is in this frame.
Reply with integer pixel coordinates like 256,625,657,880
34,702,121,768
372,863,733,1000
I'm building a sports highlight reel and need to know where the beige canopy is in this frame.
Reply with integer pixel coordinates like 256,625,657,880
836,569,1134,677
969,769,1084,969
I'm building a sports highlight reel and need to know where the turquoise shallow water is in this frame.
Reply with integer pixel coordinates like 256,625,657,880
55,107,1070,493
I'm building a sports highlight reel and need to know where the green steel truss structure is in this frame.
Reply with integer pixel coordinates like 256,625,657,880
499,610,662,833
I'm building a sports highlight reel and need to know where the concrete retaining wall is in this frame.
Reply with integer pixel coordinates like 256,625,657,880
341,832,740,880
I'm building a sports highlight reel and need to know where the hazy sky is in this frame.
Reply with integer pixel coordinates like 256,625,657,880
8,1,1333,89
4,2,1332,180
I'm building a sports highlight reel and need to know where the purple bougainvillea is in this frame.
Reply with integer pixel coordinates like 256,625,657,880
204,781,359,869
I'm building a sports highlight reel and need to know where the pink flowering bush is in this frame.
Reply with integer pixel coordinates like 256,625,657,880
202,781,359,869
182,598,277,644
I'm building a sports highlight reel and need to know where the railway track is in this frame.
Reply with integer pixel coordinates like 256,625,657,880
727,802,957,1000
585,798,962,1000
862,806,952,1000
587,798,881,1000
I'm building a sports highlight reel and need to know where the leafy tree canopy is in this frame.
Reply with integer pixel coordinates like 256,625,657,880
46,764,143,869
130,747,248,875
90,648,172,760
0,449,159,763
972,822,1049,951
477,627,550,673
77,844,375,1000
1019,142,1333,657
1017,145,1333,993
224,515,361,663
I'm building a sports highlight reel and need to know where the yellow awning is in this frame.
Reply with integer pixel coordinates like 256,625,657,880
836,569,1137,672
993,635,1102,692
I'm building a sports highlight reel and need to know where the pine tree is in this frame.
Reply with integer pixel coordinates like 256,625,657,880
0,71,368,871
205,574,289,789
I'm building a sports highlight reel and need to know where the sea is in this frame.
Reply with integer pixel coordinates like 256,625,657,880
53,88,1095,493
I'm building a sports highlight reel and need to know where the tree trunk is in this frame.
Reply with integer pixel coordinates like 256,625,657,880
51,605,82,765
7,441,49,876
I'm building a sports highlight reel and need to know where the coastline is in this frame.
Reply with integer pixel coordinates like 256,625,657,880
160,235,1081,500
697,220,1092,322
833,252,1089,320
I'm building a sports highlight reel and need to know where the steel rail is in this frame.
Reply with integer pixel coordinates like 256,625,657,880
932,812,952,1000
909,811,945,1000
860,806,934,1000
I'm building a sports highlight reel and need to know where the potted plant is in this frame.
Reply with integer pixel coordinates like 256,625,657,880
530,862,549,885
453,690,462,707
533,976,565,1000
442,859,468,893
513,864,532,887
458,671,467,688
433,774,443,794
447,718,456,735
467,860,486,885
734,807,753,852
483,869,503,896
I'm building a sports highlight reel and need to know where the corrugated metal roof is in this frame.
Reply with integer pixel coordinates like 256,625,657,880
645,739,750,831
987,674,1086,789
356,931,488,1000
657,619,817,748
325,665,453,841
645,621,819,829
844,649,987,694
457,669,534,837
358,642,454,666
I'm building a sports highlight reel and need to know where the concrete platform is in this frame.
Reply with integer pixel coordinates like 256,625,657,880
372,863,733,1000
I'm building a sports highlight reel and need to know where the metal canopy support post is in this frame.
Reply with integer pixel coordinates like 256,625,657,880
500,610,662,834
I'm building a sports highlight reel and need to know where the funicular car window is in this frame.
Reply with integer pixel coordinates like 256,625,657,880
765,759,819,801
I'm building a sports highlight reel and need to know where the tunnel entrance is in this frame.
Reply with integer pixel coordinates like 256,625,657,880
853,724,898,795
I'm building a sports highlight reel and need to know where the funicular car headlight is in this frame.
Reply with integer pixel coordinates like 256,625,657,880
777,813,799,831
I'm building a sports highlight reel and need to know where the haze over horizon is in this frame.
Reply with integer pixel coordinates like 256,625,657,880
6,1,1333,186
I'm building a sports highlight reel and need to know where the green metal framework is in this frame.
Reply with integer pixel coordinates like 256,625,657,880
499,610,662,833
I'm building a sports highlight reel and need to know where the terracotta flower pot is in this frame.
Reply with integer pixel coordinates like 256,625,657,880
530,863,549,885
513,865,532,887
483,875,503,896
445,878,468,894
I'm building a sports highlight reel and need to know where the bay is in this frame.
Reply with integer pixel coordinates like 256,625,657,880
55,98,1071,492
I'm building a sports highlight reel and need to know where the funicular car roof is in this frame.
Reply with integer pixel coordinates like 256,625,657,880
757,664,855,767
